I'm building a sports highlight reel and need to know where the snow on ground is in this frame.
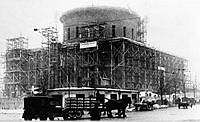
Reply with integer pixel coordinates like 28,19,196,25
0,109,23,114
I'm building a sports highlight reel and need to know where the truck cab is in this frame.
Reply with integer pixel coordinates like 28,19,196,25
22,96,62,121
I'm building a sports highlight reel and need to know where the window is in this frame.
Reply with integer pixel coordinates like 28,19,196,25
99,25,105,37
110,94,117,100
114,56,119,66
122,94,128,99
76,94,85,98
67,28,70,40
83,28,90,38
132,28,134,39
87,28,90,37
112,25,116,37
98,94,105,103
76,27,79,38
123,26,126,37
52,95,62,106
99,25,105,32
132,94,137,102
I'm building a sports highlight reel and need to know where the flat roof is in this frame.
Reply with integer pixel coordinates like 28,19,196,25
48,87,138,93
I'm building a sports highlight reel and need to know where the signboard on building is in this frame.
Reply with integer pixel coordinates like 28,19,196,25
158,66,165,71
100,78,111,86
80,41,97,49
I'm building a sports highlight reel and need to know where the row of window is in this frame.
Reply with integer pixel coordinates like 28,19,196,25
65,25,136,40
75,93,137,101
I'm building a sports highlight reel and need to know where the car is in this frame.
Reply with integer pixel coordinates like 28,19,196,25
178,102,190,109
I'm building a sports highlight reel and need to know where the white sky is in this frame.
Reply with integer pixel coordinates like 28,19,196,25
0,0,200,84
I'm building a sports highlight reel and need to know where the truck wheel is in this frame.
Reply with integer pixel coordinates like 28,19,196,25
49,116,54,121
76,111,83,119
24,115,32,121
24,116,28,121
63,116,68,120
24,116,32,121
68,113,76,119
23,111,32,121
63,112,69,120
40,116,47,121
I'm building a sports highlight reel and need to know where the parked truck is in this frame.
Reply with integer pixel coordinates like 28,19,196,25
22,96,63,120
22,95,103,120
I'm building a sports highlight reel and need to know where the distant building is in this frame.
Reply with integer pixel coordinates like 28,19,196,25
0,52,5,97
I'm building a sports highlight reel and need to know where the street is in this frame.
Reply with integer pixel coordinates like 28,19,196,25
1,105,200,122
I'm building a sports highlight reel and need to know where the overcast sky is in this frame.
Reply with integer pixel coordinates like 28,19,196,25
0,0,200,83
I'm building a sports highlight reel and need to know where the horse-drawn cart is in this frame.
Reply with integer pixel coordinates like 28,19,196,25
63,96,132,119
22,87,134,121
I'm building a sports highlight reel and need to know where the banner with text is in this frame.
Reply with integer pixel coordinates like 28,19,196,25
80,41,97,49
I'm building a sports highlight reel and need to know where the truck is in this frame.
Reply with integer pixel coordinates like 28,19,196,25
22,95,103,120
178,97,195,109
22,96,63,120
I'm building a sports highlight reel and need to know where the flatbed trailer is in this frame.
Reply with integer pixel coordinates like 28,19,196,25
63,97,105,120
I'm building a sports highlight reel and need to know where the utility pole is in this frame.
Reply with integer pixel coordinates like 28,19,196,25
172,72,177,104
158,50,165,105
178,68,186,98
110,40,113,87
158,66,165,105
34,27,58,89
183,74,186,98
194,74,197,98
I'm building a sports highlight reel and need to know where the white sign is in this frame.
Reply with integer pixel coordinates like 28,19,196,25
80,41,97,49
158,66,165,71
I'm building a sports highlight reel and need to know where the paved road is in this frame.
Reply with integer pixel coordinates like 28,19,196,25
1,104,200,122
125,105,200,122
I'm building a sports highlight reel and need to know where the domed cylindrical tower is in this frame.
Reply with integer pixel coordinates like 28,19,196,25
60,6,141,43
60,6,144,89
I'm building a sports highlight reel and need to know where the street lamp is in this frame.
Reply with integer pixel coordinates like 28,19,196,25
171,72,177,104
178,68,187,98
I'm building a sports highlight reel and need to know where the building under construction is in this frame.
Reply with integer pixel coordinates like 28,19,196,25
59,7,189,94
4,35,61,97
3,6,190,98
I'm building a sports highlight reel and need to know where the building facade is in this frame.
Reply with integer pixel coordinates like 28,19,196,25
3,6,189,98
60,6,188,94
